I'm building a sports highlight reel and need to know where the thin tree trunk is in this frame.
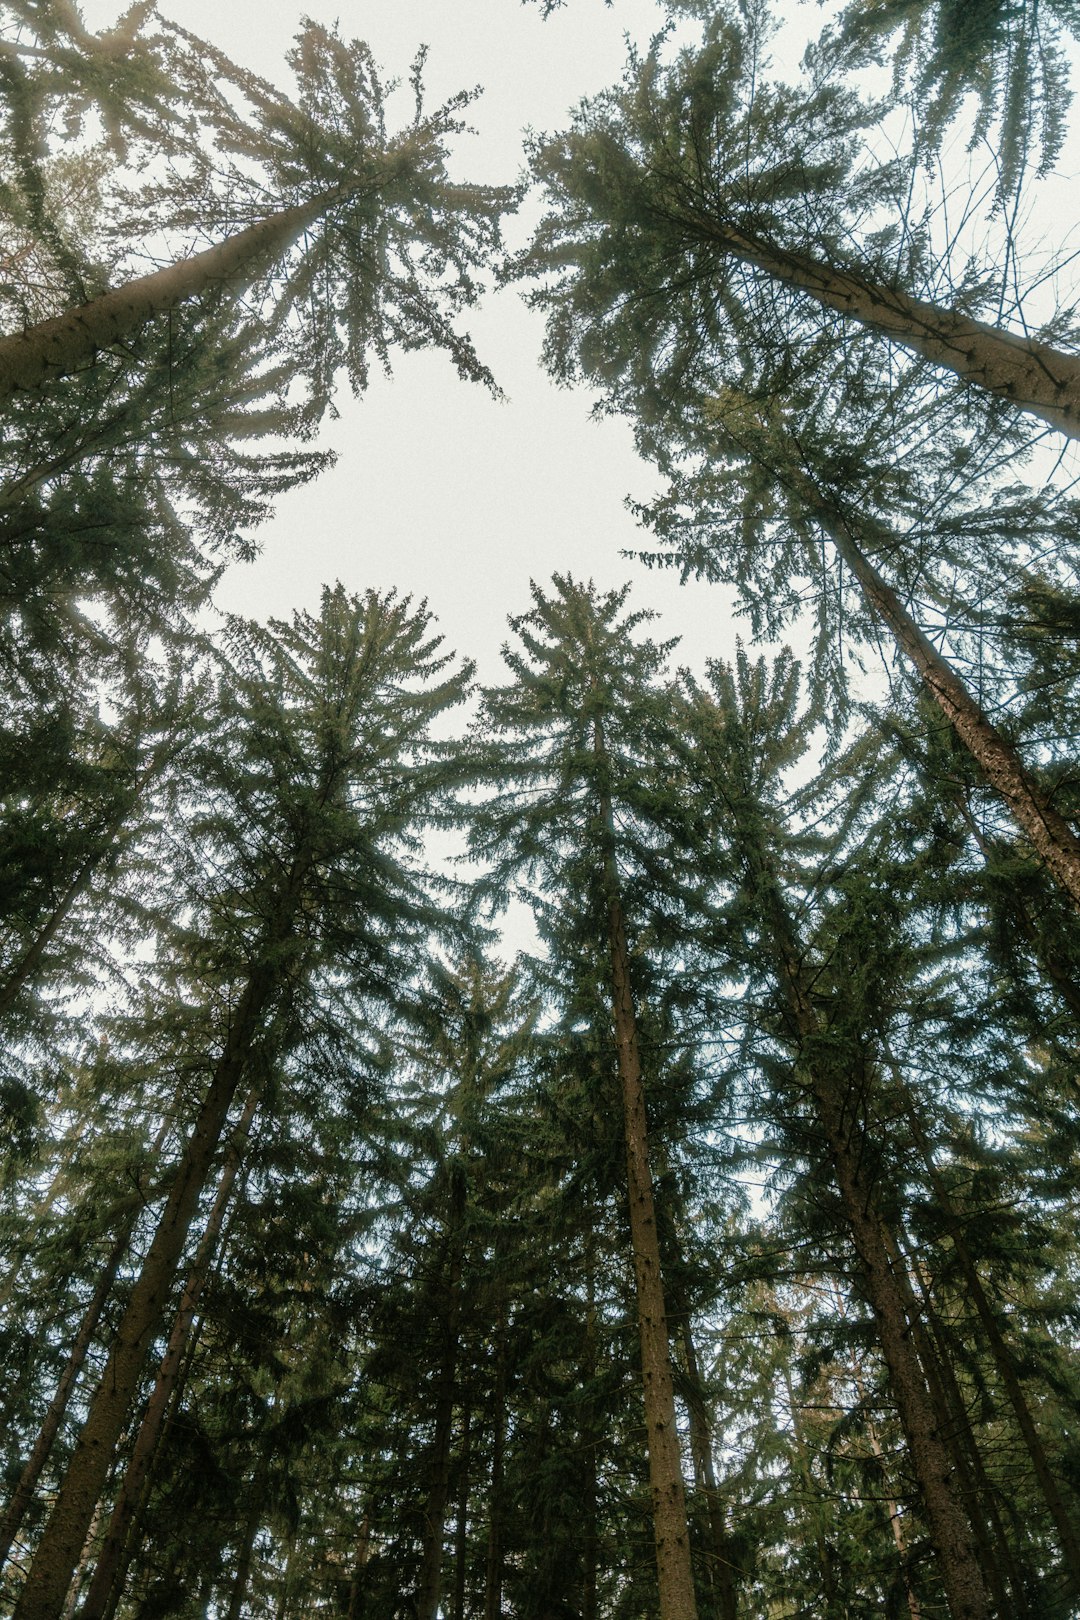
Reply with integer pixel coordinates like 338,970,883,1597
56,1499,103,1620
865,1415,923,1620
780,1360,844,1620
0,1235,126,1578
345,1511,372,1620
680,209,1080,438
873,1227,1017,1615
792,470,1080,910
0,193,336,400
224,1495,262,1620
76,1086,260,1620
581,1233,599,1620
452,1409,470,1620
752,871,990,1620
416,1212,464,1620
0,1103,176,1573
12,886,303,1620
483,1307,508,1620
839,1299,925,1620
898,1089,1080,1589
416,1374,456,1620
594,716,698,1620
0,852,100,1019
680,1325,738,1620
951,793,1080,1024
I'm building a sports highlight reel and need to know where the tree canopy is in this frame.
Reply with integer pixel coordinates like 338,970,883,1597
2,4,1080,1620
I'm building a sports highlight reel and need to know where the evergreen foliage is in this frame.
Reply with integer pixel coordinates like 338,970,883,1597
3,5,1080,1620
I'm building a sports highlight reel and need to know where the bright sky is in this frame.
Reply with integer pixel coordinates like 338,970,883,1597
78,0,807,686
75,0,1080,696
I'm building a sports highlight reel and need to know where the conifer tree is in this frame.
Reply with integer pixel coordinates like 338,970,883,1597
515,7,1080,439
681,650,992,1620
8,585,471,1620
0,19,509,407
471,575,704,1620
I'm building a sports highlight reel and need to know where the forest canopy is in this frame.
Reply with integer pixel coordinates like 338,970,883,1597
2,3,1080,1620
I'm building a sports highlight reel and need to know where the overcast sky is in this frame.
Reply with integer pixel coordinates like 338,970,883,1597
75,0,1079,696
74,0,826,685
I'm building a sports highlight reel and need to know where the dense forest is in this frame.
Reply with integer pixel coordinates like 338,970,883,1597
3,1,1080,1618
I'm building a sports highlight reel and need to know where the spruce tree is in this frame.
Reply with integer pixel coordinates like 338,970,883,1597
471,575,705,1620
8,584,471,1620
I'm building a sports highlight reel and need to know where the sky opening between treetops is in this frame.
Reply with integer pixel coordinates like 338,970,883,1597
70,0,833,683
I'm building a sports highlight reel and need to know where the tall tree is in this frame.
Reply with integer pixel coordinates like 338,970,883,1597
681,649,993,1620
515,7,1080,439
9,585,471,1620
471,575,704,1620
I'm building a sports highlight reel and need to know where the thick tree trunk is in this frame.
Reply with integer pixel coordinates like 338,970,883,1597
0,194,332,401
12,913,296,1620
794,479,1080,911
753,873,990,1620
76,1085,259,1620
594,718,698,1620
681,209,1080,438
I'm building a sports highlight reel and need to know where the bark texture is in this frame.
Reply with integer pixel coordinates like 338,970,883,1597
595,717,699,1620
753,869,990,1620
794,474,1080,911
0,195,329,400
76,1086,259,1620
684,211,1080,439
12,896,299,1620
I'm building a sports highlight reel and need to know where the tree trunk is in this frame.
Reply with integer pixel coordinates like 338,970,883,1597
681,209,1080,438
780,1360,844,1620
0,851,100,1020
483,1310,508,1620
791,470,1080,910
581,1236,599,1620
680,1325,738,1620
752,870,990,1620
416,1371,456,1620
899,1091,1080,1591
594,717,699,1620
345,1511,372,1620
224,1496,261,1620
452,1410,470,1620
912,1257,1031,1614
0,1103,176,1573
864,1413,923,1620
12,904,298,1620
76,1085,259,1620
948,790,1080,1024
872,1227,1017,1615
0,193,334,401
